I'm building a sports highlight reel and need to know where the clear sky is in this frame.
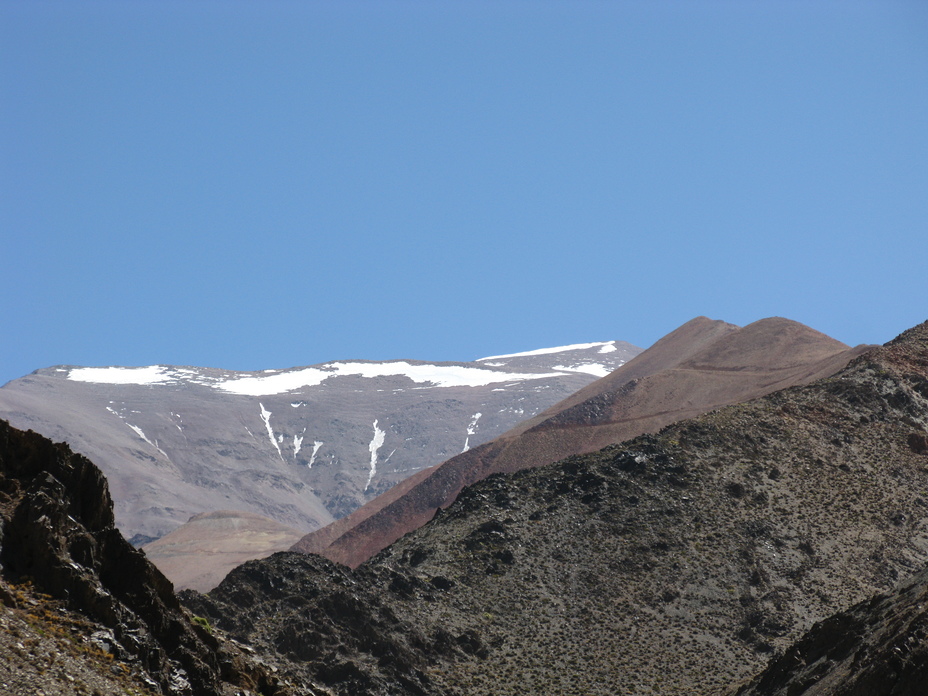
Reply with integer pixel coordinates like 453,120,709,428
2,1,927,387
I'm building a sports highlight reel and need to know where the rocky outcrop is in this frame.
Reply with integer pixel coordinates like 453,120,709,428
0,419,303,696
182,553,455,696
732,563,928,695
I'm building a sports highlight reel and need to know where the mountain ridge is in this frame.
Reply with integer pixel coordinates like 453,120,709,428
0,341,639,547
2,318,926,695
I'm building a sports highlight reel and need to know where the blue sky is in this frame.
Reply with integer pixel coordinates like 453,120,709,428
2,1,927,387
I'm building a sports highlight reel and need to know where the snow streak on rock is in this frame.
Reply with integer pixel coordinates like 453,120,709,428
126,423,168,460
293,428,306,459
259,403,284,462
477,341,616,361
308,441,323,469
366,420,386,490
462,412,482,453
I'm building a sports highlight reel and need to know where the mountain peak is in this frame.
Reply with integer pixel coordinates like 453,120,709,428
293,315,869,568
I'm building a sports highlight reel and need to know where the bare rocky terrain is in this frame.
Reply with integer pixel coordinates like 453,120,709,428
142,511,306,593
732,561,928,695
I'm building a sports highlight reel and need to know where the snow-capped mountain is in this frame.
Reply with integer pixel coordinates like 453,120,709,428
0,341,640,544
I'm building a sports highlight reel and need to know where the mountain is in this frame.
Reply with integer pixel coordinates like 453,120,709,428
0,341,639,548
294,316,871,567
183,318,928,695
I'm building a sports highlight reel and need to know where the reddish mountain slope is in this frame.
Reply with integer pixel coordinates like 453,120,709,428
293,316,872,567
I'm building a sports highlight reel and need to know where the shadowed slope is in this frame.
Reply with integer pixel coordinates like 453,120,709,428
732,562,928,696
0,423,224,694
294,316,871,567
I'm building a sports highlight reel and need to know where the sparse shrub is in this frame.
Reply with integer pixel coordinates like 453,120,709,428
191,615,213,635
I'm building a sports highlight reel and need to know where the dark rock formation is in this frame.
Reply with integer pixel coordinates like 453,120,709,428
0,419,301,695
732,563,928,695
182,553,456,696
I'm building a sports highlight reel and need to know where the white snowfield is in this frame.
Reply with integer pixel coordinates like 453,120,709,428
66,342,627,396
477,341,619,361
215,362,571,395
69,365,177,385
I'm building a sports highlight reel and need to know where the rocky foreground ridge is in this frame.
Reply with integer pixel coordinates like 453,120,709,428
184,319,928,695
0,419,326,696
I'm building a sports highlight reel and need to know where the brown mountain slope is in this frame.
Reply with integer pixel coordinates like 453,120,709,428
293,316,871,567
142,510,305,592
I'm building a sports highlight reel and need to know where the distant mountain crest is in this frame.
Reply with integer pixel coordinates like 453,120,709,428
0,340,640,556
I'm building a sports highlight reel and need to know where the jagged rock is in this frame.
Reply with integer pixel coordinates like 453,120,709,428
0,420,306,696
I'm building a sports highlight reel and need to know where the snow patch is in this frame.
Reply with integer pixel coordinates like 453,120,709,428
259,403,284,462
69,365,218,388
293,430,305,458
71,366,174,385
365,420,386,490
125,423,168,459
67,358,579,395
598,343,618,354
477,342,615,361
215,361,568,396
